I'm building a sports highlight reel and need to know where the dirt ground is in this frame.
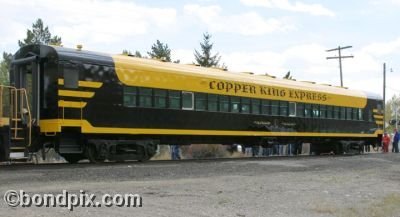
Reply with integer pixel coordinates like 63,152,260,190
0,153,399,217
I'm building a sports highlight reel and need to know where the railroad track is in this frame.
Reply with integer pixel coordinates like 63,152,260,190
0,152,367,170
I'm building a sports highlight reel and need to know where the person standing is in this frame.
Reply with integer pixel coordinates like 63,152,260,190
170,144,181,160
393,129,400,153
382,132,390,153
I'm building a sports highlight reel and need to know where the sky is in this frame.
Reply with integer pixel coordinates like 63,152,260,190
1,0,400,100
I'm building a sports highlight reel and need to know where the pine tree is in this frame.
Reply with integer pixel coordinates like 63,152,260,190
0,52,13,85
194,32,221,67
122,50,143,58
147,40,171,62
18,18,62,47
283,71,293,79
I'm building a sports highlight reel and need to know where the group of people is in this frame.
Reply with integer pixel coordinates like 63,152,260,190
382,129,400,153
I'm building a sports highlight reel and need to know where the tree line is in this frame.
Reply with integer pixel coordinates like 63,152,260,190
0,18,224,85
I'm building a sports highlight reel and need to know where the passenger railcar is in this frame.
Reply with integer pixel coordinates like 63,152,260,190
0,45,383,163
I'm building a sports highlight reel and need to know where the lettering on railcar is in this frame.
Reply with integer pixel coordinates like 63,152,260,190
209,80,328,103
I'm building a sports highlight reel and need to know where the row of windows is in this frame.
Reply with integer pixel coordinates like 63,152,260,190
123,86,372,121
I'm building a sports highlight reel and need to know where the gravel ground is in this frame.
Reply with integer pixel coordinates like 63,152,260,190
0,153,399,217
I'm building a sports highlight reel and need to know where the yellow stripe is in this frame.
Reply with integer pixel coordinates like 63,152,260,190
373,109,380,113
58,100,87,108
0,117,10,126
375,121,383,125
39,119,381,138
58,79,103,88
373,115,383,119
58,90,95,98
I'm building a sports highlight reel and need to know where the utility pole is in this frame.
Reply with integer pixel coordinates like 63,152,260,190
383,63,386,131
326,46,354,87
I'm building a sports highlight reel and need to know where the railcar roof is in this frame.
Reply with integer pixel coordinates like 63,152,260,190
112,54,372,100
49,45,380,100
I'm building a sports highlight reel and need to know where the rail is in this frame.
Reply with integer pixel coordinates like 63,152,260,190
0,85,32,147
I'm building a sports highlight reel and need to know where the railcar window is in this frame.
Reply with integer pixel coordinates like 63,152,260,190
346,108,352,120
154,89,167,108
63,63,79,89
195,93,207,111
182,92,194,110
320,105,327,118
168,90,181,109
219,95,230,112
377,103,383,111
241,98,251,114
289,102,296,117
123,86,137,107
352,108,358,120
326,106,333,119
251,99,260,114
358,109,363,120
138,87,152,107
368,109,373,122
261,100,270,115
333,106,340,119
305,104,312,118
271,101,279,116
296,103,304,117
208,94,218,112
231,96,240,113
280,101,288,116
312,105,320,118
340,107,346,120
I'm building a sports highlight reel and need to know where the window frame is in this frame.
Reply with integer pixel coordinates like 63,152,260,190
182,91,194,110
289,102,296,117
123,86,137,107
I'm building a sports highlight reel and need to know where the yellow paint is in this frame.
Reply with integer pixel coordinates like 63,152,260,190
58,79,103,88
58,100,87,108
112,55,368,108
39,118,381,138
373,115,383,119
0,117,9,126
58,90,95,98
376,121,384,125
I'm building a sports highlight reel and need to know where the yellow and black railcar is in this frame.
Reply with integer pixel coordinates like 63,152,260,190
0,45,383,163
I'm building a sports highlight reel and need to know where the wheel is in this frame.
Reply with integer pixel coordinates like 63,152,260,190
86,144,105,163
62,154,83,164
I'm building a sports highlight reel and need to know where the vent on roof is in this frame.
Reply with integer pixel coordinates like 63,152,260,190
300,81,316,84
211,66,228,71
187,63,201,67
334,86,349,89
283,78,296,81
241,72,254,75
320,83,332,86
258,73,276,78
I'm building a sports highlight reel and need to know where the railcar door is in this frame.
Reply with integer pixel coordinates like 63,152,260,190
8,55,41,152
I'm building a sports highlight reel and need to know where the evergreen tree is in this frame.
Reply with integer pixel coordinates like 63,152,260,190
283,71,293,79
122,50,132,55
147,40,171,62
18,18,62,47
122,50,143,58
194,32,221,67
0,52,12,85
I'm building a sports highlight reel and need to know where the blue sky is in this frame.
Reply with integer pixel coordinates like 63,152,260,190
1,0,400,99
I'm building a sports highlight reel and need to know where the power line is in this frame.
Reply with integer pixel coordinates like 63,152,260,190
326,46,354,87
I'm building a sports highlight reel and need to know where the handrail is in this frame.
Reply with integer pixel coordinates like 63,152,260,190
0,85,32,147
21,89,32,147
